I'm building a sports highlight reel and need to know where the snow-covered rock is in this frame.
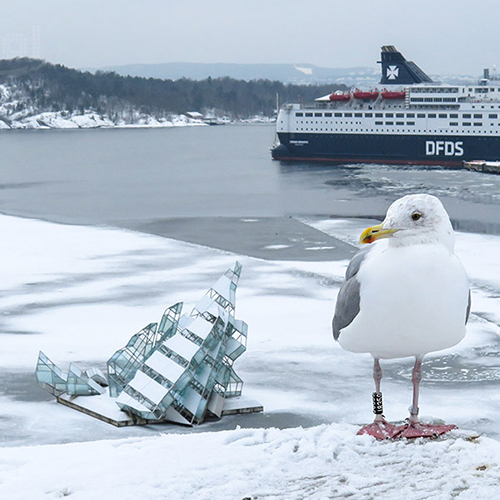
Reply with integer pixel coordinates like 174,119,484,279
71,113,114,128
34,112,79,129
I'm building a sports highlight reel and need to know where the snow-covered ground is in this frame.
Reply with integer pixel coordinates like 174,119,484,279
2,110,209,130
1,214,500,499
0,111,273,130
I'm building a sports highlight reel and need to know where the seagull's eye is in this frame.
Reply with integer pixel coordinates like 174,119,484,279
411,212,422,221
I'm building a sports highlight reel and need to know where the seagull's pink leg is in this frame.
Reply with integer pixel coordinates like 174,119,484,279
409,355,423,425
358,358,405,439
400,356,456,439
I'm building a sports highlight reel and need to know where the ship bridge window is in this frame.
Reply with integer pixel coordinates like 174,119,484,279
344,113,352,117
335,112,342,117
365,113,373,117
489,114,498,118
417,113,425,118
305,113,313,117
428,114,437,118
406,113,415,118
474,114,482,118
463,114,471,118
443,98,457,102
325,112,332,117
314,113,322,117
295,112,303,117
385,113,394,118
439,114,447,118
450,113,458,118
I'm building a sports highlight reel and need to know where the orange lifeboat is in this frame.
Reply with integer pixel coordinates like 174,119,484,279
329,92,351,102
381,90,405,100
353,90,379,100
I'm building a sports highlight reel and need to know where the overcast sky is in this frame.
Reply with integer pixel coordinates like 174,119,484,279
1,0,499,76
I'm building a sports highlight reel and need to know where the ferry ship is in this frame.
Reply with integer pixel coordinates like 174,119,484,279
272,46,500,166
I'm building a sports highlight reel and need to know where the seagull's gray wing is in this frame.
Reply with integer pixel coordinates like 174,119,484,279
332,246,371,341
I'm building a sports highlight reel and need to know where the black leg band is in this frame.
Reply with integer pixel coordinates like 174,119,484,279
372,391,384,415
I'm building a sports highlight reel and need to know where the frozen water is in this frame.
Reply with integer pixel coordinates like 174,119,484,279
1,211,500,497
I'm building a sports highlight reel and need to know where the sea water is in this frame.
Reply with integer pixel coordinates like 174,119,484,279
1,124,500,231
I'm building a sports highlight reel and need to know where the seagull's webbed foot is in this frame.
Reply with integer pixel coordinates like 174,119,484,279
399,420,456,439
357,416,406,440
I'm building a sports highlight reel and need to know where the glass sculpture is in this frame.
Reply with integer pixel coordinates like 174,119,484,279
35,262,249,425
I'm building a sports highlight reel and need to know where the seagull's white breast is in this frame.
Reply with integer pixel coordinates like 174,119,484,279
338,241,469,359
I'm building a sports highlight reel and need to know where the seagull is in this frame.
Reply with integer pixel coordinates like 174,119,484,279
332,194,470,439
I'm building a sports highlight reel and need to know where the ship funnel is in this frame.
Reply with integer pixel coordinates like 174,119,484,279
379,46,433,85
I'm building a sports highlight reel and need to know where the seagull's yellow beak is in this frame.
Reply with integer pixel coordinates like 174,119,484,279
359,223,399,244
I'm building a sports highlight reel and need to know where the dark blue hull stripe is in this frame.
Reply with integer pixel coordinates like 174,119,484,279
272,132,500,165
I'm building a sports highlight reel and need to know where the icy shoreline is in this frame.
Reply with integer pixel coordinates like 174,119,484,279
0,110,274,130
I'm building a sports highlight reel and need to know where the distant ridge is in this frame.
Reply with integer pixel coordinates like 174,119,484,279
87,62,380,85
88,62,478,86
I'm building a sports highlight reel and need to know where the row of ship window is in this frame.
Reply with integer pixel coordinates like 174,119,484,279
293,128,499,134
410,97,456,102
410,87,498,94
296,122,489,127
295,112,498,119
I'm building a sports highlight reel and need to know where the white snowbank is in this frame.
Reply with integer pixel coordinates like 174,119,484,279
0,423,498,500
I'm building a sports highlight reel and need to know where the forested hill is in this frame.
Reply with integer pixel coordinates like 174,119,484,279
0,58,347,129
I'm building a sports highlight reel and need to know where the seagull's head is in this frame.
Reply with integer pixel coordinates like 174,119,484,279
359,194,455,250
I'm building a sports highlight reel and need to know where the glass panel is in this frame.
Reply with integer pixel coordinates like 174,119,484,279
114,262,249,424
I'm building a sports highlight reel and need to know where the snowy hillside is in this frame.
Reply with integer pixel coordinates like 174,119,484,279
0,82,207,129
